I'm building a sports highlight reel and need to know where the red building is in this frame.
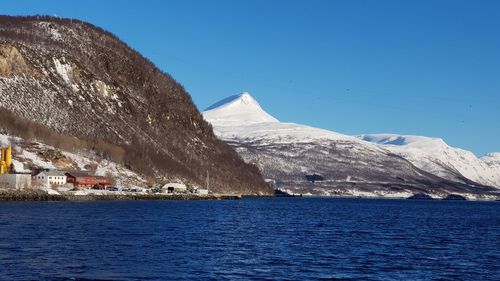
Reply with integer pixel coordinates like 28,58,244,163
65,172,110,189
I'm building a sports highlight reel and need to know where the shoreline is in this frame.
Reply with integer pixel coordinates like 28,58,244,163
0,189,242,202
1,189,498,202
286,194,500,202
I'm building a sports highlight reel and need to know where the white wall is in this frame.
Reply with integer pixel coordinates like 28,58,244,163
0,174,32,189
34,174,66,188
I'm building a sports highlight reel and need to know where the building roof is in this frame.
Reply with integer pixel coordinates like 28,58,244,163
36,171,66,177
161,182,187,189
65,171,92,177
65,171,108,180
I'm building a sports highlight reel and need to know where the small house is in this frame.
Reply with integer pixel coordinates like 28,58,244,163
161,182,187,194
34,171,67,188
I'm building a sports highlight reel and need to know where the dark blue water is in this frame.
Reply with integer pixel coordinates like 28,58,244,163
0,198,499,280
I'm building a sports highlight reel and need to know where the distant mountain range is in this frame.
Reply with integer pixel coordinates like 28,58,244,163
203,92,500,199
357,134,500,188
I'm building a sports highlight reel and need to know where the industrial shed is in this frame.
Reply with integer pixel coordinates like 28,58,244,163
65,172,110,189
161,182,187,193
0,174,32,189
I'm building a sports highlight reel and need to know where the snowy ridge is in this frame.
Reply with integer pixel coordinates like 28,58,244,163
358,134,500,188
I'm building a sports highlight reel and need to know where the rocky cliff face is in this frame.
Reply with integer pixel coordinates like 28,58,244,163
0,16,271,195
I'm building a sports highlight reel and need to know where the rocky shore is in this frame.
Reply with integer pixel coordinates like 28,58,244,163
0,189,242,201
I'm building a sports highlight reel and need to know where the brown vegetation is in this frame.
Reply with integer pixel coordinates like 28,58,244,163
0,45,30,76
0,107,126,164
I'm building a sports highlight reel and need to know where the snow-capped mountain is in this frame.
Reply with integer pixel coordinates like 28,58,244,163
357,134,500,188
203,92,500,199
204,92,357,144
204,92,278,126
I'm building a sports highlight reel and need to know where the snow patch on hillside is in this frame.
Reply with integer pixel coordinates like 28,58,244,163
38,22,62,40
53,57,72,84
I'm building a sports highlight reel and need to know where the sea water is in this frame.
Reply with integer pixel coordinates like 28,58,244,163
0,198,499,280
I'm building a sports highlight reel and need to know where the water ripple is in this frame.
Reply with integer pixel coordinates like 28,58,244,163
0,199,499,280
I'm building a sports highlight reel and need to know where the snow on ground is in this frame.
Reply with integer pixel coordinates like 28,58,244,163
38,22,62,40
73,189,136,196
53,57,72,84
42,188,60,195
482,153,500,167
19,148,57,170
61,150,146,187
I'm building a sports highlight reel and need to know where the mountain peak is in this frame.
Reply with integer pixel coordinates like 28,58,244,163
203,92,278,126
238,92,258,105
205,92,258,111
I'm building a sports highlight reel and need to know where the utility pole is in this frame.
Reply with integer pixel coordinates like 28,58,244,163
206,170,210,193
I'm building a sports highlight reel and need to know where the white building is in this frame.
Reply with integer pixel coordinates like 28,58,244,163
0,174,32,189
192,186,209,195
196,188,209,195
161,182,187,193
34,171,67,188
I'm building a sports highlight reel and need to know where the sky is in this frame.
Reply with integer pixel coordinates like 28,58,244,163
2,0,500,156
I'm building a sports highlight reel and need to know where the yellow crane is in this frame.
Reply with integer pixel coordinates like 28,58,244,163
0,145,12,174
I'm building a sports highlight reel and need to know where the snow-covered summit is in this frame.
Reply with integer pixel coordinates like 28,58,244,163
203,92,360,144
203,92,279,127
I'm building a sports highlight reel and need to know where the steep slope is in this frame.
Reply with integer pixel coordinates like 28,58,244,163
203,93,499,199
0,15,271,195
358,134,500,188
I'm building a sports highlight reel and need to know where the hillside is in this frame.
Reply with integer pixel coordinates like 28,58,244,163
203,92,500,199
0,15,271,195
0,133,146,191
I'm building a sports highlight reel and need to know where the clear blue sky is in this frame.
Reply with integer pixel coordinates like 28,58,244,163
3,0,500,156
